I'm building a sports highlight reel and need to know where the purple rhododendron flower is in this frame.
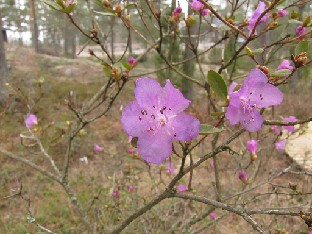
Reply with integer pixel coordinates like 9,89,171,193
177,184,188,192
225,69,283,132
209,212,217,219
248,1,269,35
246,140,258,155
277,60,294,71
296,26,306,40
128,56,136,66
121,78,200,164
25,113,38,129
112,189,120,198
202,9,210,16
94,144,103,152
282,116,297,133
173,5,182,16
277,9,288,18
275,140,286,151
191,0,204,11
271,125,281,134
238,170,248,183
128,185,136,192
166,162,175,175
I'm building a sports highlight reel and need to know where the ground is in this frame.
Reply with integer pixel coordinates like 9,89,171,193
0,45,312,234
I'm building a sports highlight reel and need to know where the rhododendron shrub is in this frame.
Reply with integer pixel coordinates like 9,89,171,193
1,0,312,233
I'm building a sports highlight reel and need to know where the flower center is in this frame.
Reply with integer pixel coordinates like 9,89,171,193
240,96,256,124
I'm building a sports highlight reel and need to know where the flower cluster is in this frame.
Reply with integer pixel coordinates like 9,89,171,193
121,78,200,164
225,69,283,132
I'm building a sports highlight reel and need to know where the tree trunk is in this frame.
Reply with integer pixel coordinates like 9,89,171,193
0,9,8,105
29,0,39,52
182,5,196,100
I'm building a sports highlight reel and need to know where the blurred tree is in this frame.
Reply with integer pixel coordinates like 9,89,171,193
29,0,39,52
0,9,8,104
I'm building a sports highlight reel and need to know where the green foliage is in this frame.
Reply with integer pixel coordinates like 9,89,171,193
199,124,223,135
207,70,228,100
295,40,309,55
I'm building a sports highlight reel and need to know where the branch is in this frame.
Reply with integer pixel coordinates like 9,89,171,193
263,117,312,126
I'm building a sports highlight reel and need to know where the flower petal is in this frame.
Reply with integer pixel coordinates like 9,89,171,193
135,78,163,110
225,105,241,125
137,132,172,164
163,79,190,114
121,101,145,137
170,113,200,141
249,83,283,108
240,109,263,132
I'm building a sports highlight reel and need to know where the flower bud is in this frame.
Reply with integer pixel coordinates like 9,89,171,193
185,15,196,27
115,4,122,17
102,0,111,8
292,52,307,68
88,49,94,55
250,153,257,161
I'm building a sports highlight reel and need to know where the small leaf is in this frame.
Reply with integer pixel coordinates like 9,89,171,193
271,69,292,77
288,19,302,25
199,124,223,135
295,40,309,54
122,62,131,70
219,24,231,31
207,70,228,100
252,48,264,55
40,0,63,10
131,137,138,148
94,10,116,16
123,3,136,10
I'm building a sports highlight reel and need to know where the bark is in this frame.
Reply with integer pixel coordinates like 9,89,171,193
64,15,76,59
0,9,8,105
182,5,196,100
29,0,39,52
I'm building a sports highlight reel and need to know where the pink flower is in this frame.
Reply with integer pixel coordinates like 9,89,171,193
225,69,283,132
248,1,269,35
277,9,288,18
275,140,286,151
238,170,248,183
191,0,204,11
177,184,188,192
128,185,136,192
166,162,175,175
209,212,217,219
128,56,136,66
94,144,103,152
271,125,281,134
112,189,120,198
121,78,200,164
282,116,297,133
128,135,133,143
128,148,135,154
277,60,294,71
65,0,75,7
246,140,258,155
202,9,210,16
296,25,306,40
173,5,182,17
210,159,214,169
25,113,38,129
